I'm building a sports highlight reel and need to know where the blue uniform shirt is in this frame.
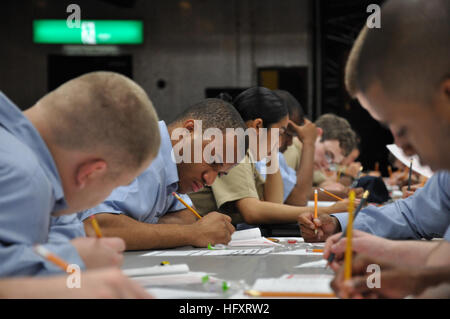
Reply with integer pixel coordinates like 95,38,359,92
0,92,85,277
80,121,193,223
255,152,297,202
333,170,450,241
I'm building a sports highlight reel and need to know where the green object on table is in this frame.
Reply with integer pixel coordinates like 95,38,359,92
207,243,214,250
201,275,210,284
222,281,230,292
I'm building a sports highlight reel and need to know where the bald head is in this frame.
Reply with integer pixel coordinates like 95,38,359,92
38,71,160,172
345,0,450,103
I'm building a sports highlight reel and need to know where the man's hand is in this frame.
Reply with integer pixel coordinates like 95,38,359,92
71,237,125,269
323,230,390,271
190,212,235,247
401,183,422,199
352,187,365,198
1,268,153,299
331,254,422,299
298,213,340,242
288,119,318,146
345,162,363,178
327,198,361,214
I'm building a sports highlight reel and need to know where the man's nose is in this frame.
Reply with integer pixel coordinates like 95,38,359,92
203,171,218,186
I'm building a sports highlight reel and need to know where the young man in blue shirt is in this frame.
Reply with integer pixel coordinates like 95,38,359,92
80,98,248,250
0,71,160,281
311,0,450,298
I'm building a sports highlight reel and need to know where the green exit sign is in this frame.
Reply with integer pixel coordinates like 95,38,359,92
33,20,143,45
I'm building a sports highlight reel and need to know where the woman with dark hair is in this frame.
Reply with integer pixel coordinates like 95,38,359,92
189,87,351,227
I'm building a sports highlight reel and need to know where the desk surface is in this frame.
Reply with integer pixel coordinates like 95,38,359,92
122,240,334,298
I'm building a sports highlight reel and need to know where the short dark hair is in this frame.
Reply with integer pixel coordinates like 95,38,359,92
315,114,357,156
273,89,305,125
231,87,288,128
173,98,247,132
345,0,450,102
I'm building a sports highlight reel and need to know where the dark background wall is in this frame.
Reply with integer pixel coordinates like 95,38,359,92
0,0,393,173
0,0,313,122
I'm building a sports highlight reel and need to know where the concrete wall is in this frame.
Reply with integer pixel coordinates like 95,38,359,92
0,0,312,122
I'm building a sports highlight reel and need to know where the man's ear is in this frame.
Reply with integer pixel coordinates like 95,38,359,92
434,78,450,121
316,127,323,137
246,118,263,130
183,119,196,133
75,160,107,189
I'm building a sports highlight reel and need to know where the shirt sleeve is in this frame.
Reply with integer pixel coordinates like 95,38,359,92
211,159,260,209
79,178,140,220
332,171,450,240
283,140,302,171
48,215,86,241
444,226,450,242
0,161,85,277
166,193,193,212
279,153,297,201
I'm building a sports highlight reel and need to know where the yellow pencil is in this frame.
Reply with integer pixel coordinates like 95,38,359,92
34,245,69,272
337,167,342,182
306,248,324,253
344,190,356,281
314,189,318,235
387,165,393,178
318,187,344,201
89,215,103,238
172,192,202,219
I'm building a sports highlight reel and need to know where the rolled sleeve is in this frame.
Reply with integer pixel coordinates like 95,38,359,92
279,153,297,200
79,201,125,221
331,171,450,240
332,213,349,232
167,193,193,212
48,215,86,241
444,226,450,242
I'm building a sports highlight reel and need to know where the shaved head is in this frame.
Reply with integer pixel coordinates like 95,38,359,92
345,0,450,171
345,0,450,103
38,71,160,172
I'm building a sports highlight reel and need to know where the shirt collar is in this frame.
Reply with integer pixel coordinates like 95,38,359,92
158,121,181,189
0,92,67,211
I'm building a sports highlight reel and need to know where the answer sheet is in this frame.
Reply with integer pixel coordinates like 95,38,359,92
123,264,189,277
386,144,433,178
271,248,322,256
140,247,274,257
146,287,222,299
251,274,334,294
132,271,214,286
294,259,328,268
228,228,281,247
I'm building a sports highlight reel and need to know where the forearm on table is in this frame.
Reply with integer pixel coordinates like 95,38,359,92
157,209,198,225
386,240,440,266
414,266,450,295
426,241,450,267
84,213,197,250
236,198,307,224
